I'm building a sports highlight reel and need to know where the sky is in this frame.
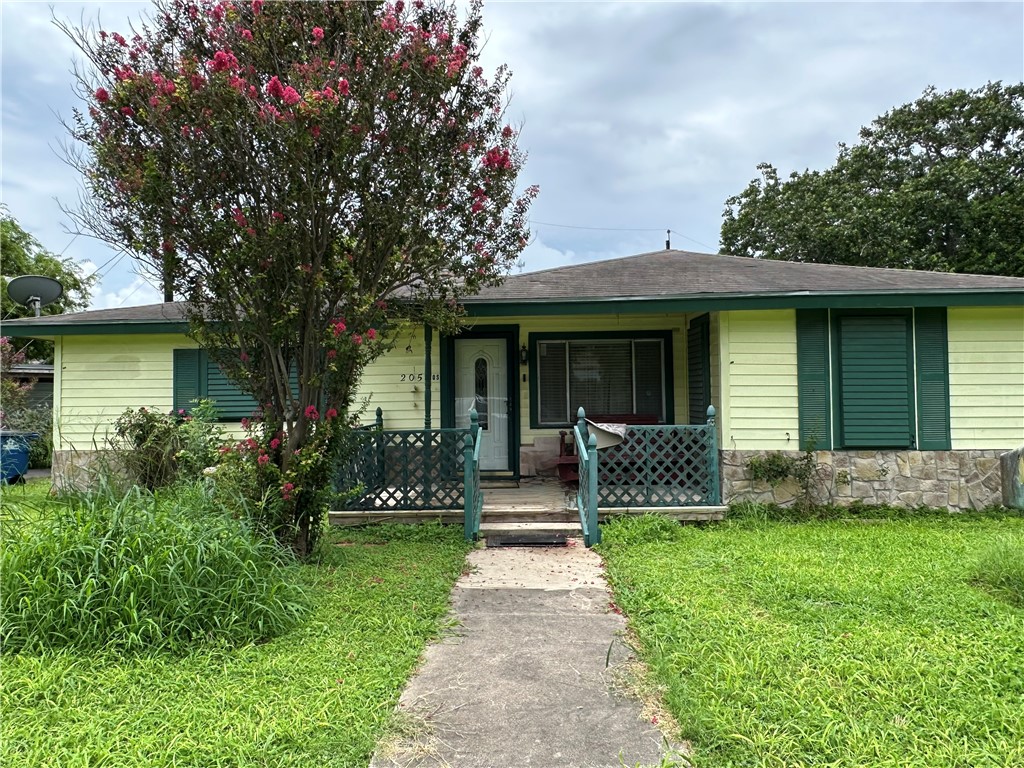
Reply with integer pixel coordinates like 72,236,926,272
1,1,1022,310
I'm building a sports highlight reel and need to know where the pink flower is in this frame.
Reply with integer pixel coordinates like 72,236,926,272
380,14,398,32
191,73,206,90
231,207,247,227
375,299,388,310
304,405,320,420
311,27,324,43
386,90,397,101
366,328,377,340
246,438,259,450
271,211,284,222
257,453,270,465
240,351,249,362
251,0,264,14
270,437,281,450
502,125,514,139
266,75,285,99
332,319,346,337
352,334,363,346
209,50,239,73
482,147,511,170
218,444,231,454
120,106,135,117
241,417,250,428
337,78,350,96
178,409,186,416
112,32,127,47
94,87,110,103
281,86,301,105
326,349,337,359
241,29,253,41
325,408,338,421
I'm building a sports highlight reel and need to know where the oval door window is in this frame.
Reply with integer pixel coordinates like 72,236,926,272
475,357,488,429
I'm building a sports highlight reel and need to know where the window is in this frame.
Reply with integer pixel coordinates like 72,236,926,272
173,349,259,420
532,333,672,426
796,308,950,450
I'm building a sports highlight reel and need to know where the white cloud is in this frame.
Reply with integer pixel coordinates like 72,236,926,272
89,274,163,310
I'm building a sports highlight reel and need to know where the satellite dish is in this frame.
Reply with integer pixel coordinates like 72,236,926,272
6,275,64,317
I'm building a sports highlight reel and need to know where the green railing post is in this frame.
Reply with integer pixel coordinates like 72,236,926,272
577,406,587,439
374,407,384,488
707,404,720,505
587,432,600,546
470,408,480,442
463,426,476,542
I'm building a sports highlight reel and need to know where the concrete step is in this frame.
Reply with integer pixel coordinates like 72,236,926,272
479,521,582,547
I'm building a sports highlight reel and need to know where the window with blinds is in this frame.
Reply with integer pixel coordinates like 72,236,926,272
536,338,665,425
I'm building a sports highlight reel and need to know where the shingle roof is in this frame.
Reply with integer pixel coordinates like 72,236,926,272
465,250,1024,303
3,250,1022,332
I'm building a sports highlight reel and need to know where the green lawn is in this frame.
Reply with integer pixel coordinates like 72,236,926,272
600,513,1024,768
1,482,468,768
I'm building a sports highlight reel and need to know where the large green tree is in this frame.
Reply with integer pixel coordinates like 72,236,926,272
1,209,95,361
62,0,536,555
721,82,1024,276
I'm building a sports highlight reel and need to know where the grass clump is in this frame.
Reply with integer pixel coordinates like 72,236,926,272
1,518,469,768
974,532,1024,607
1,482,307,654
599,513,1024,768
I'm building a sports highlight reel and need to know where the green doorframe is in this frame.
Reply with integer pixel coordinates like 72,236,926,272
440,325,521,478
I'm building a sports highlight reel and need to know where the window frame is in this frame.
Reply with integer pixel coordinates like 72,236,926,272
527,330,675,429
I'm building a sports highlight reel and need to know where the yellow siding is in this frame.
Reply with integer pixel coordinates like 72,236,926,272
353,325,440,429
948,306,1024,449
56,334,191,450
469,313,689,446
719,309,800,450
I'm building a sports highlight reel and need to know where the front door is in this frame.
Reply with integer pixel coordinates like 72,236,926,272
455,338,510,471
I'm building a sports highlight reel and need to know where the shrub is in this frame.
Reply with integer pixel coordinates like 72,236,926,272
0,482,308,654
973,534,1024,607
2,404,53,469
108,401,224,490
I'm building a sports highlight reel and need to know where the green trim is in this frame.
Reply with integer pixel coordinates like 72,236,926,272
1,321,188,338
796,309,832,450
440,325,520,479
527,330,675,429
465,291,1023,317
914,307,952,450
830,310,916,450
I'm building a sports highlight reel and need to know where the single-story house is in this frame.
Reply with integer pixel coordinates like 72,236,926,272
5,249,1023,511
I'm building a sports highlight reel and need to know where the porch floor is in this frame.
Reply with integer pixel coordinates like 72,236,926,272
328,476,727,526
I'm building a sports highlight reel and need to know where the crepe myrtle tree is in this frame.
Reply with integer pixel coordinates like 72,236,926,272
61,0,537,555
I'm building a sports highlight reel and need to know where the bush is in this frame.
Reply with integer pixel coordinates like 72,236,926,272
108,401,224,490
2,404,53,468
0,482,308,654
974,534,1024,607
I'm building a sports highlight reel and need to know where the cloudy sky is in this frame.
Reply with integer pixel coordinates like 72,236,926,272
2,1,1022,309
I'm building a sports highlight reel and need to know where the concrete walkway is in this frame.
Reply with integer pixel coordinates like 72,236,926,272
372,544,683,768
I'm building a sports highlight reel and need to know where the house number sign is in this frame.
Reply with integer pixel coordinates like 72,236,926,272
399,373,441,382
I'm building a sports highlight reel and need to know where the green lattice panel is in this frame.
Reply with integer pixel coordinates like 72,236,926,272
335,428,469,510
597,425,716,507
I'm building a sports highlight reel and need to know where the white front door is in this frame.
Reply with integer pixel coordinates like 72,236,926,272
455,338,510,472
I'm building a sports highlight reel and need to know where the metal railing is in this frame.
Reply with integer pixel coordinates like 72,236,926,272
574,408,600,547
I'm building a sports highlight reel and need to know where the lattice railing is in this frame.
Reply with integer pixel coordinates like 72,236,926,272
574,410,600,547
335,408,475,512
581,405,720,508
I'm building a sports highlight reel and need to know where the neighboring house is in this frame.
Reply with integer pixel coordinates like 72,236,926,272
6,363,55,408
4,250,1023,510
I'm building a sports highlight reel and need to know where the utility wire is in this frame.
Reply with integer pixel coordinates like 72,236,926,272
527,218,717,251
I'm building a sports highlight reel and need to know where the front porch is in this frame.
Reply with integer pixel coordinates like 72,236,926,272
330,407,727,544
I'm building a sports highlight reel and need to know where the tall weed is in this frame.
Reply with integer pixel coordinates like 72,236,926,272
1,482,307,654
974,533,1024,607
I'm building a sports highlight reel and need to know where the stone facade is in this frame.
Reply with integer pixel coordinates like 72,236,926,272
722,448,1010,511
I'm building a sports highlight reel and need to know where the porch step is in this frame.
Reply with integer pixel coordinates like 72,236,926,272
479,522,581,547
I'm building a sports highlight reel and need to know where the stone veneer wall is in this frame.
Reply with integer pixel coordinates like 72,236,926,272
722,449,1007,511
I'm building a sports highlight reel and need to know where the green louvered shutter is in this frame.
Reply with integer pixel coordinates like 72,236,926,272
796,309,832,450
205,359,260,419
687,314,711,424
836,315,913,448
915,308,951,450
173,349,203,412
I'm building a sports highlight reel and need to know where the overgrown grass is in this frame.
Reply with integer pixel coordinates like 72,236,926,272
1,484,469,767
599,513,1024,768
974,531,1024,607
2,482,307,654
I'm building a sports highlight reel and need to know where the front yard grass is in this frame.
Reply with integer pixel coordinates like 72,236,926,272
1,482,468,768
600,513,1024,768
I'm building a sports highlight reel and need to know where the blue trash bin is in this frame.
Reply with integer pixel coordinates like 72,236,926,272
0,431,40,484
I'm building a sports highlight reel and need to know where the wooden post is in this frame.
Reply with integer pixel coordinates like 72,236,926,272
576,406,586,440
707,404,720,505
463,427,475,542
587,432,600,546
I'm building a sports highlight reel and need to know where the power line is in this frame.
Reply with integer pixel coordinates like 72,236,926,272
527,218,717,251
